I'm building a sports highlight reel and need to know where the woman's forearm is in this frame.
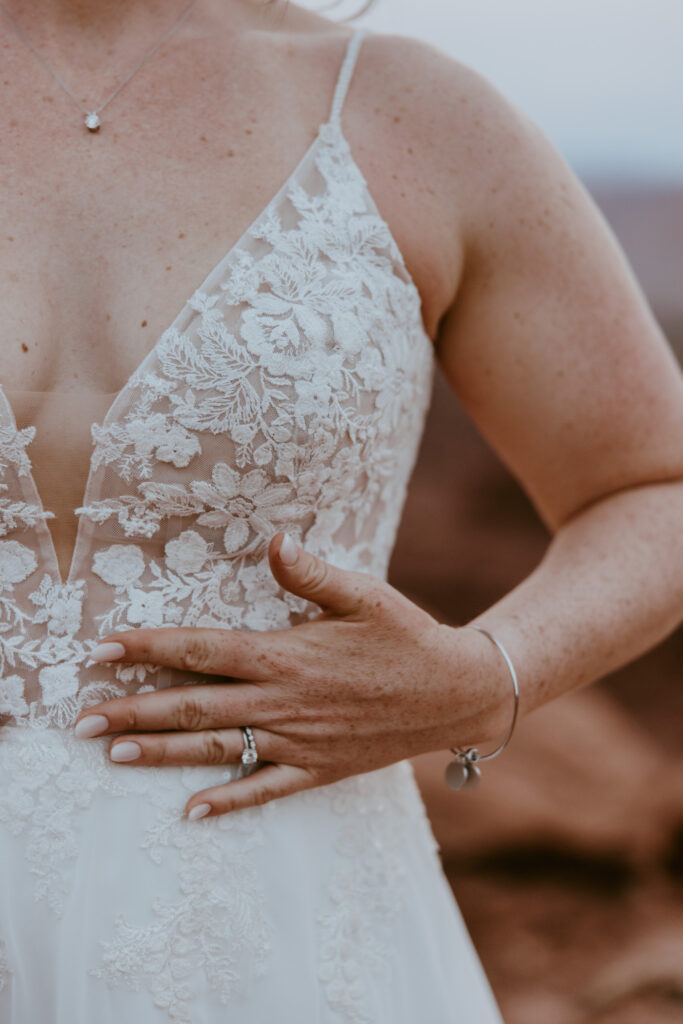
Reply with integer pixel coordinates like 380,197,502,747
452,479,683,741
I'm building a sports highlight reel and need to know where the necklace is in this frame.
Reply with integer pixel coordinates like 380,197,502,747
0,0,200,132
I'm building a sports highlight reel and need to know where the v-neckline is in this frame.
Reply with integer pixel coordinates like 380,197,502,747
0,122,342,588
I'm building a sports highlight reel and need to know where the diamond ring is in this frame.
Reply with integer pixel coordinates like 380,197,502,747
240,726,258,766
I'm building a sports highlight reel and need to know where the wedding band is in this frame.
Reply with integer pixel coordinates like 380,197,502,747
240,726,258,766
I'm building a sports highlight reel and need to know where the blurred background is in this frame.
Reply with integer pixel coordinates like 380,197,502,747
336,1,683,1021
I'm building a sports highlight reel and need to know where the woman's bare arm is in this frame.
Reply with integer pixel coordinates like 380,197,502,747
434,62,683,713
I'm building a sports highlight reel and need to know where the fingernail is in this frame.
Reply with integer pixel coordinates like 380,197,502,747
74,714,109,738
110,741,142,763
187,803,211,821
90,641,126,662
279,532,299,566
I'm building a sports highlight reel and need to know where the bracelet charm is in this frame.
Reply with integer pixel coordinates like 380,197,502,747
445,747,482,791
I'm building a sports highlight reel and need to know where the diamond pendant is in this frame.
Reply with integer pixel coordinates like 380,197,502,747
84,112,101,132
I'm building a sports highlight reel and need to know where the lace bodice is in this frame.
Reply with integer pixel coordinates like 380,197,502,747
0,28,434,730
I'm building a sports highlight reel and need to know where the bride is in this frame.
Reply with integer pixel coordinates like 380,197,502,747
0,0,681,1020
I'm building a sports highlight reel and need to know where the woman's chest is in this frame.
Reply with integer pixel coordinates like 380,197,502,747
0,112,323,396
0,42,453,401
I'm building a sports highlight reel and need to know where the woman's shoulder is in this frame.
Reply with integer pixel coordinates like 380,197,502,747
321,26,538,333
270,18,524,193
258,17,561,334
347,30,546,210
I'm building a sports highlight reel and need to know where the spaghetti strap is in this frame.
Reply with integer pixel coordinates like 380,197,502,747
328,27,369,126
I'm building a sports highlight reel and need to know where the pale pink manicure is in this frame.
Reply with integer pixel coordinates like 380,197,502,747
187,803,211,821
279,532,299,566
74,714,109,739
109,741,141,763
90,641,126,662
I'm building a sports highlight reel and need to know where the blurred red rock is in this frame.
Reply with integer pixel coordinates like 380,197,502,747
412,687,683,868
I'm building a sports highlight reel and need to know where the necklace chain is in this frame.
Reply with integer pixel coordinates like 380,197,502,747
0,0,200,131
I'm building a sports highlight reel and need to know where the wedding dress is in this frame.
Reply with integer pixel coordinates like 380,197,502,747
0,28,504,1023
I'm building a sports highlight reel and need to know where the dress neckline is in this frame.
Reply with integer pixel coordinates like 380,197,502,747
0,118,430,589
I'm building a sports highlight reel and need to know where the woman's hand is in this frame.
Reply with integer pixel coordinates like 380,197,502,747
73,533,510,820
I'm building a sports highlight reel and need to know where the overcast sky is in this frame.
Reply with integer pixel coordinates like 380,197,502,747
347,0,683,183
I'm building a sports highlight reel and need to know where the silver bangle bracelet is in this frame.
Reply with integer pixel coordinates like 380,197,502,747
445,625,520,792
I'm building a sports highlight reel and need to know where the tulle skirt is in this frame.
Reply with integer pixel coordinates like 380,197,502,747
0,724,503,1023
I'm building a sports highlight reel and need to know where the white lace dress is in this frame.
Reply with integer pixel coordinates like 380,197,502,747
0,28,504,1024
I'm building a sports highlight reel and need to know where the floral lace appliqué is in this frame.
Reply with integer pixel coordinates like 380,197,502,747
91,802,271,1024
0,727,271,1022
315,762,431,1023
